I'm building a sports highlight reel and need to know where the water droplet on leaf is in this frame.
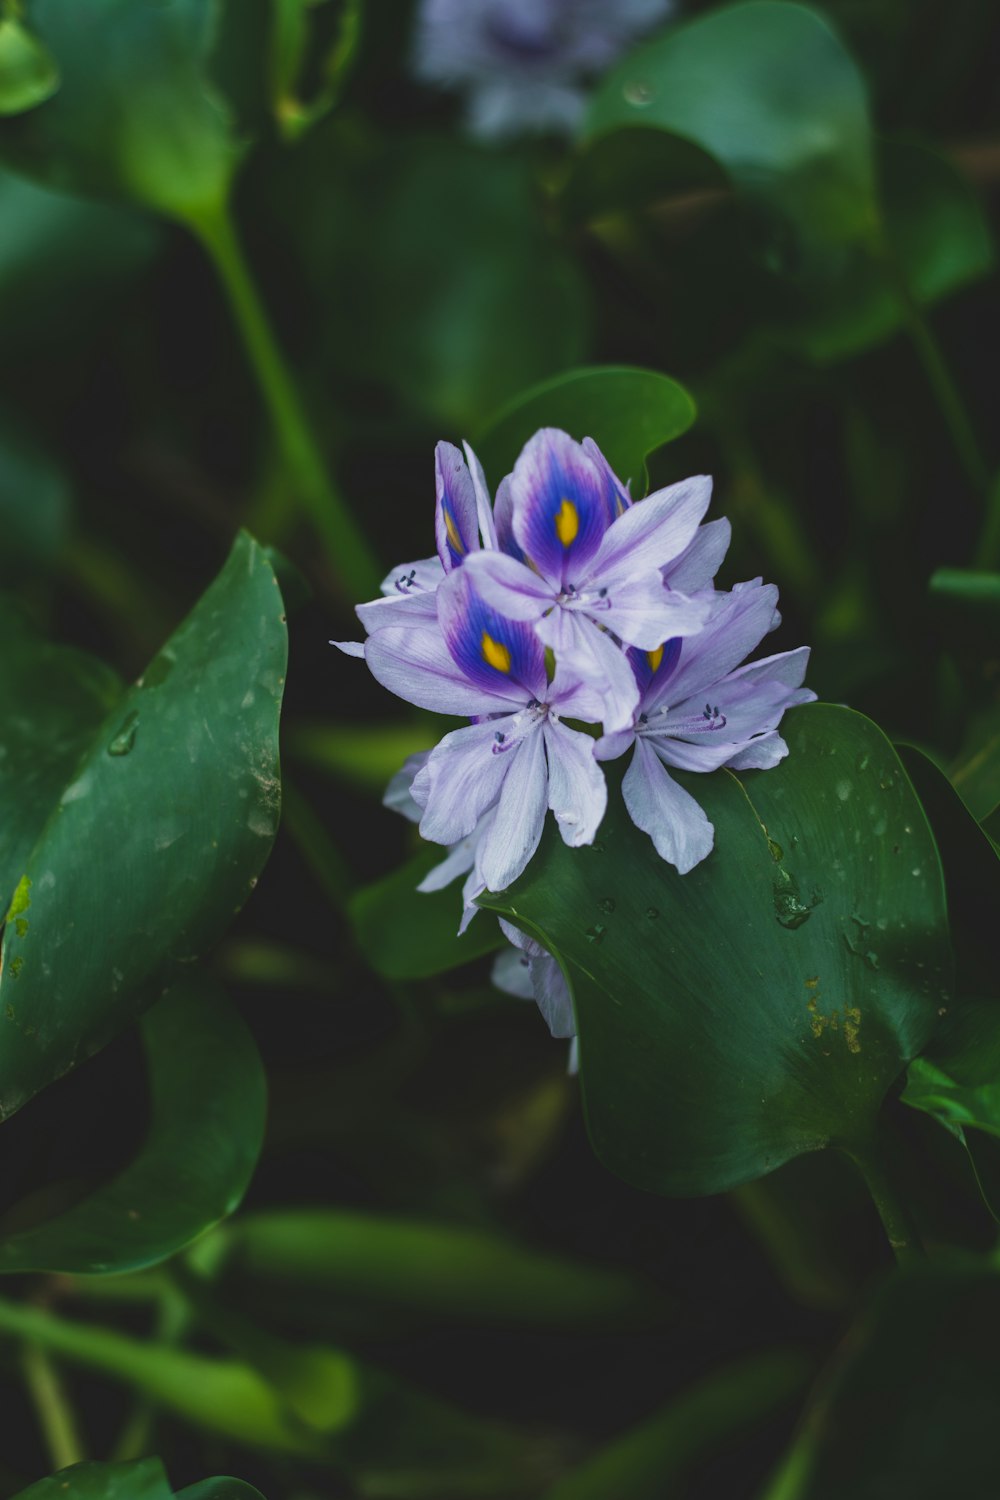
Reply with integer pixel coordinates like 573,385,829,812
598,896,616,914
107,710,139,757
585,924,607,944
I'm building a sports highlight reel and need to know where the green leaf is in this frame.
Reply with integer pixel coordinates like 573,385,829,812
228,1209,663,1329
481,704,952,1196
475,365,696,495
0,0,239,223
0,414,73,581
349,846,503,981
176,1484,265,1500
563,126,726,224
0,596,122,918
949,706,1000,826
760,1262,1000,1499
586,2,877,249
0,977,267,1273
350,137,588,429
0,15,59,116
0,532,287,1119
10,1459,172,1500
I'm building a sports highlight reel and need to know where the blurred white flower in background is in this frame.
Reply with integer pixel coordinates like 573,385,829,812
413,0,674,139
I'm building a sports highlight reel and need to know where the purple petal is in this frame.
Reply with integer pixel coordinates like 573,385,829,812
462,548,554,621
532,951,576,1038
588,475,712,587
331,639,366,657
493,475,523,560
435,442,481,571
727,645,813,693
417,719,514,844
365,625,514,715
492,944,535,999
510,428,613,585
357,589,440,633
478,723,548,890
727,732,790,771
665,517,731,593
417,837,477,891
538,613,638,734
543,718,607,847
437,566,547,700
383,750,430,823
463,441,498,550
582,436,632,516
594,574,710,650
625,636,682,701
644,580,780,712
378,556,445,597
594,726,636,762
623,738,715,873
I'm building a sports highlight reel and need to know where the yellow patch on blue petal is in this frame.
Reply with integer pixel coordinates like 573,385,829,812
647,645,664,673
481,631,511,673
554,497,579,547
444,508,465,556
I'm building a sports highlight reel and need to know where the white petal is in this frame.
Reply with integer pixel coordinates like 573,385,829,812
622,738,714,873
478,724,548,891
544,719,607,848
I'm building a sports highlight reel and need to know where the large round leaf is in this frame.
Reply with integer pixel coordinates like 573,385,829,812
481,705,952,1195
0,0,239,223
10,1460,173,1500
475,366,696,495
0,978,266,1273
0,531,287,1119
586,2,876,248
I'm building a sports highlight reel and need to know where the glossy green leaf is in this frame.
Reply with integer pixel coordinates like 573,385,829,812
0,978,267,1273
482,705,952,1195
586,2,877,248
949,706,1000,826
0,597,122,918
228,1209,663,1329
475,365,696,495
0,15,59,116
760,1262,1000,1499
176,1484,265,1500
11,1459,172,1500
349,845,503,981
0,532,287,1119
0,415,72,581
0,0,239,223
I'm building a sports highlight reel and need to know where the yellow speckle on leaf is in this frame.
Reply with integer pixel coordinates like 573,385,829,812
555,497,579,546
481,631,511,673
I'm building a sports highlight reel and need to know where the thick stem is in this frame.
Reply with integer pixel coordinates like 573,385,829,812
22,1340,85,1472
842,1137,925,1266
191,201,381,599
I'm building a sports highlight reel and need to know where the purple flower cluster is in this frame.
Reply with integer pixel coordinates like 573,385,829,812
413,0,674,140
338,428,814,926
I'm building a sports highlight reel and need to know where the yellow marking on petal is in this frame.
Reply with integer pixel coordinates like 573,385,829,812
647,645,664,673
554,497,579,547
481,631,511,673
444,508,465,555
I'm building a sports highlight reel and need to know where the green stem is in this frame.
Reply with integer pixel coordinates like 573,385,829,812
22,1339,85,1471
842,1138,925,1266
881,244,989,497
190,201,381,599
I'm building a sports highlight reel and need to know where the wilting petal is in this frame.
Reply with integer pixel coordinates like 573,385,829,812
418,719,514,844
365,624,514,715
478,722,548,890
510,428,613,585
623,738,714,873
644,580,780,713
665,517,731,593
588,475,712,587
462,549,555,621
384,750,430,823
544,717,607,848
437,566,546,699
595,573,709,650
435,442,481,571
463,441,498,550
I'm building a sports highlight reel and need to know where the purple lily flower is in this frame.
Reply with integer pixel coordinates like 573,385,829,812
596,580,815,873
463,428,713,732
364,567,607,892
413,0,674,140
352,440,496,635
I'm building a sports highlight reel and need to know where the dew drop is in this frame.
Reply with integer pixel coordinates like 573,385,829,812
585,924,607,944
864,951,880,971
598,896,616,914
624,78,654,106
835,779,852,802
645,906,659,920
107,710,139,757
